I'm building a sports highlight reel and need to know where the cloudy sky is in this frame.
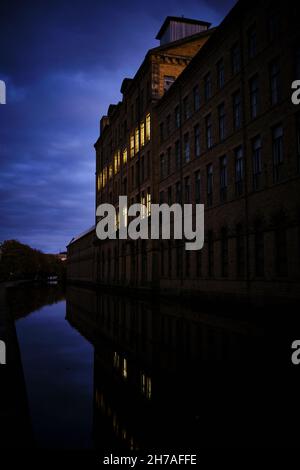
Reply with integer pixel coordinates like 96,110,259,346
0,0,235,253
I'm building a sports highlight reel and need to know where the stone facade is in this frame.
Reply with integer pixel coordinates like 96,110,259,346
67,1,300,304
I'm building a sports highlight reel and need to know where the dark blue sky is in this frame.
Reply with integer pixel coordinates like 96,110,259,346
0,0,235,253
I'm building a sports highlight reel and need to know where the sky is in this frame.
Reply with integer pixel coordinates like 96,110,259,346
0,0,235,253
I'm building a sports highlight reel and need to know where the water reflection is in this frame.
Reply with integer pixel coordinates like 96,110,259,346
66,286,299,450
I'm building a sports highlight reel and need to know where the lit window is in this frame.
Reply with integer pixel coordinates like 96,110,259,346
123,148,127,164
122,206,128,227
141,373,152,400
122,358,127,379
109,164,113,179
140,121,145,147
130,135,134,158
135,128,140,154
146,190,151,216
146,114,151,141
97,174,101,191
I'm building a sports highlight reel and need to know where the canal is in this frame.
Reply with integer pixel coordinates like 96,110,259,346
6,283,300,451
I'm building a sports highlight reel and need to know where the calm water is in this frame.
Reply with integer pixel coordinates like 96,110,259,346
7,284,300,450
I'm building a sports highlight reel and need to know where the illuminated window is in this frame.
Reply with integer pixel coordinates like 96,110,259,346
146,190,151,216
135,128,140,154
102,167,107,187
130,135,135,158
141,193,146,219
122,358,127,379
146,113,151,141
140,121,145,147
122,206,128,227
141,373,152,400
123,148,127,164
97,174,101,191
113,351,120,368
114,153,118,174
109,164,113,179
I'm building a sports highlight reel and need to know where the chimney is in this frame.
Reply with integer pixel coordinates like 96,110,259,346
156,16,211,46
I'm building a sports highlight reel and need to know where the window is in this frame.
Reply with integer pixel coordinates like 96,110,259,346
184,133,190,163
184,176,190,203
159,191,165,204
123,148,127,165
296,47,300,80
206,114,213,149
183,96,190,120
231,43,241,74
167,147,171,175
255,224,264,277
185,251,190,278
175,105,180,128
218,103,226,141
204,73,212,101
146,113,151,141
252,136,262,190
195,171,201,204
250,75,259,119
193,85,200,111
275,227,288,276
140,121,145,147
166,114,171,137
207,164,213,207
297,114,300,172
160,244,165,276
146,189,151,216
167,186,172,205
236,224,245,277
208,231,214,276
235,146,244,196
221,227,228,277
164,75,175,92
135,127,140,154
217,59,225,89
220,155,227,203
160,122,164,143
175,181,181,203
233,91,242,130
130,134,135,157
160,153,165,180
272,125,283,182
270,60,280,105
194,124,201,158
168,240,172,278
248,26,257,59
175,140,180,169
141,155,144,182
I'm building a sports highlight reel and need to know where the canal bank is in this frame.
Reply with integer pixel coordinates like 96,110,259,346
0,283,33,448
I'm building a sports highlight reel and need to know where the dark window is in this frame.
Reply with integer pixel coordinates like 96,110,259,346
297,114,300,172
164,75,175,92
185,251,190,278
167,147,171,175
221,227,229,277
195,171,201,204
204,73,212,101
269,12,280,41
296,47,300,80
235,146,244,196
160,244,165,276
206,114,213,149
220,155,227,203
175,181,181,203
194,124,201,158
248,26,257,59
252,136,262,190
160,153,165,180
175,106,180,128
196,250,202,277
231,43,241,74
272,125,283,182
166,114,171,136
236,224,245,277
159,191,165,204
270,60,280,105
167,186,172,205
207,164,213,207
218,103,226,141
250,75,259,119
175,140,180,169
184,133,190,162
184,176,190,203
168,241,172,278
193,85,200,111
217,59,225,89
233,91,242,130
183,95,190,120
160,122,164,142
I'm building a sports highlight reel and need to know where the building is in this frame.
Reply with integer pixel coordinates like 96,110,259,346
67,0,300,304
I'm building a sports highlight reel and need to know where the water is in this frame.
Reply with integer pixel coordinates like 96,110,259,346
7,284,300,450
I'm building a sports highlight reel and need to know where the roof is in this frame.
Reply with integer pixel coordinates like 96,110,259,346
156,16,212,40
67,226,95,247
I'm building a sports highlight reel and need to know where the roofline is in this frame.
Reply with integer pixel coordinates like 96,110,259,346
156,16,212,40
67,226,95,247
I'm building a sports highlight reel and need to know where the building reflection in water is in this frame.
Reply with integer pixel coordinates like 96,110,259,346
66,286,300,450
